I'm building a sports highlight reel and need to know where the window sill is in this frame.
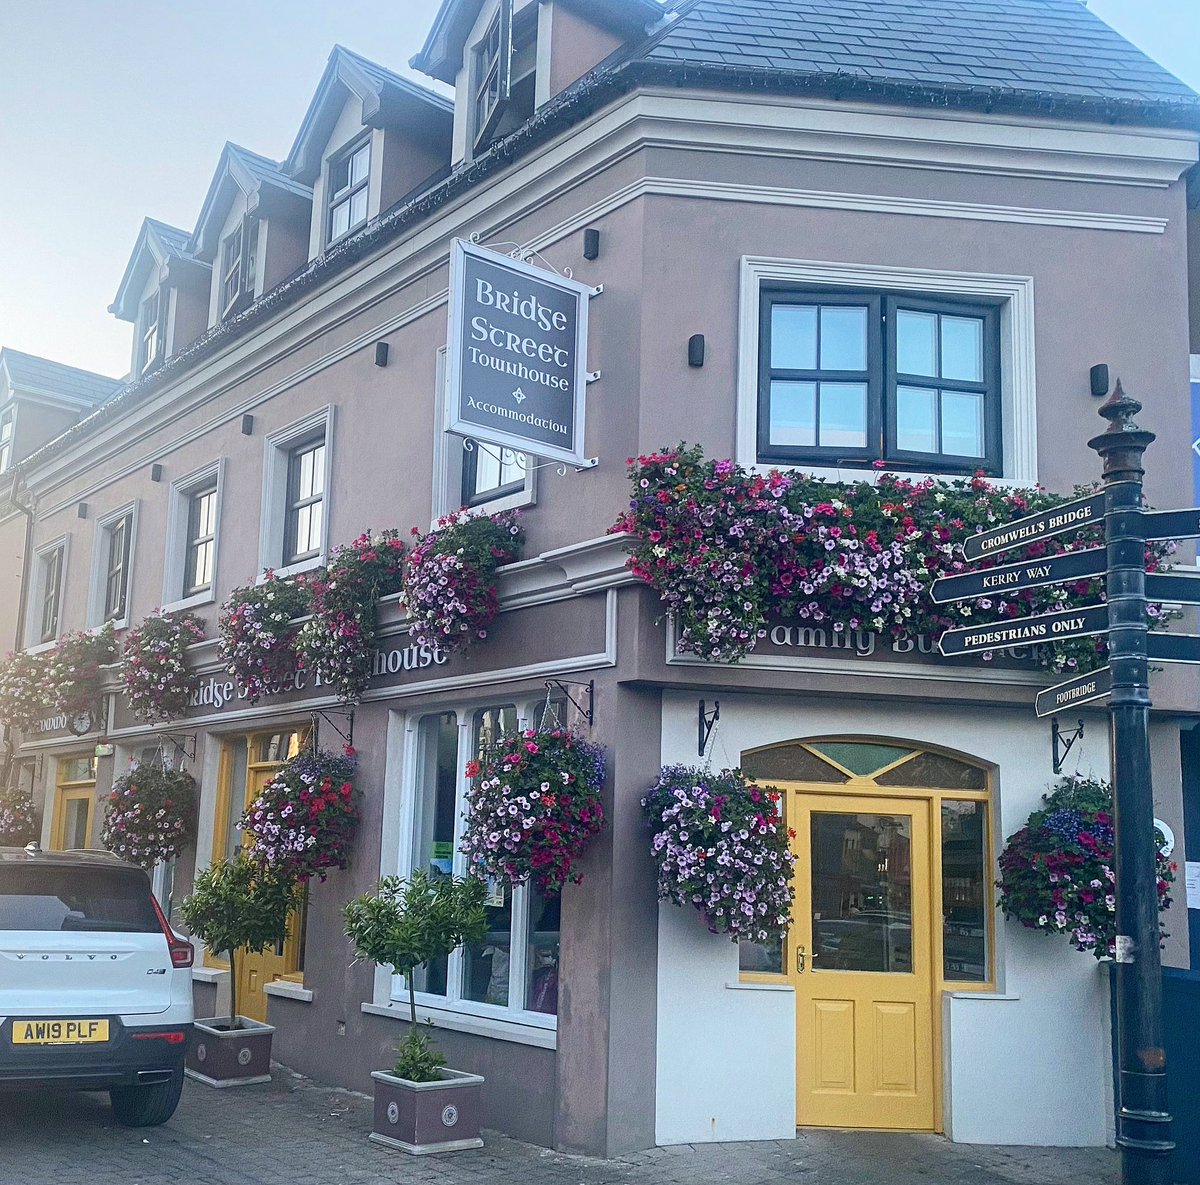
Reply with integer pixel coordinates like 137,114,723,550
261,556,324,582
728,980,794,992
434,484,537,529
24,639,58,656
749,462,1025,489
945,989,1019,1001
161,591,215,614
264,980,313,1003
362,1001,556,1050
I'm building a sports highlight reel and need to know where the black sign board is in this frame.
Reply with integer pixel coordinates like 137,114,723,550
1144,572,1200,603
1146,633,1200,664
961,492,1106,562
446,239,595,466
938,604,1108,657
1140,507,1200,543
930,546,1106,605
1034,665,1112,718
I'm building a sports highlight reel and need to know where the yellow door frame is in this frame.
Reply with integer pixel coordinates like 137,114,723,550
740,741,996,1135
50,755,98,851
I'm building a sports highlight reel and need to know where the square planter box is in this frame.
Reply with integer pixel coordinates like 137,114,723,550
369,1067,484,1154
185,1017,274,1087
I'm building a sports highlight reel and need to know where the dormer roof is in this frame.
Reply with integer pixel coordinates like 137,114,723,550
284,45,454,184
109,218,208,322
411,0,666,84
191,142,313,258
0,348,123,411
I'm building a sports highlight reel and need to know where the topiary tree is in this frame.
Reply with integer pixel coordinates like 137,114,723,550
178,852,298,1030
343,870,487,1081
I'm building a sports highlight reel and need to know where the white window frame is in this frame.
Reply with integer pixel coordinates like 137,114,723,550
737,257,1037,486
220,225,244,315
87,502,139,630
326,137,371,246
162,460,225,613
138,291,163,376
371,695,565,1048
432,347,535,524
26,534,70,649
259,407,334,579
0,404,15,473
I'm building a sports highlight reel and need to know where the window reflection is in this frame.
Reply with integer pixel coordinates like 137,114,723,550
942,801,988,982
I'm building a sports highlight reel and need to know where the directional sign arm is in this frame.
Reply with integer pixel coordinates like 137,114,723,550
1146,633,1200,664
1142,508,1200,543
938,604,1108,657
1144,572,1200,603
930,547,1106,605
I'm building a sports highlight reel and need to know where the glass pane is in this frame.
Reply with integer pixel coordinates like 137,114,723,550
876,751,987,790
741,744,848,784
59,756,96,783
941,391,984,458
462,880,512,1005
526,885,561,1014
224,738,248,863
819,306,867,371
896,310,937,377
771,305,817,371
941,316,983,382
740,935,783,973
63,798,91,850
817,382,867,449
350,144,370,185
896,385,937,454
331,200,350,239
769,381,816,446
412,713,458,997
350,188,368,226
809,742,913,777
255,731,302,763
811,812,913,973
941,801,989,982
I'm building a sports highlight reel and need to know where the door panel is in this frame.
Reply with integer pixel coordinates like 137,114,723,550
791,793,934,1130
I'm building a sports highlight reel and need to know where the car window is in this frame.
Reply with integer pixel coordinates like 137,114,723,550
0,865,159,933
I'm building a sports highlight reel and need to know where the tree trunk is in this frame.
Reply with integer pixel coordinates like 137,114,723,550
407,971,417,1030
228,948,239,1031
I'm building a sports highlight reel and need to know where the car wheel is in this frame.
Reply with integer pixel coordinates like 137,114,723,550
109,1070,184,1127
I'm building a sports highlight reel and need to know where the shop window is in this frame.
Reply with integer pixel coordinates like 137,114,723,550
940,800,989,982
403,698,563,1028
51,754,98,851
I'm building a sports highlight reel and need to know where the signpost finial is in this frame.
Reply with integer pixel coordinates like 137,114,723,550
1088,378,1155,485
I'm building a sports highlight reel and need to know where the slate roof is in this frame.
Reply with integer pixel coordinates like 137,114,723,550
143,218,193,260
0,349,123,407
339,44,454,113
225,144,313,199
638,0,1199,111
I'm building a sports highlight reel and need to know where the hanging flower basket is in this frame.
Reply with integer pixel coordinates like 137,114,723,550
121,609,206,722
459,726,606,896
44,623,118,721
611,444,1177,672
401,509,523,656
642,765,796,944
0,650,51,731
101,764,198,870
240,746,358,882
997,775,1176,960
0,784,39,845
218,573,310,704
297,530,406,704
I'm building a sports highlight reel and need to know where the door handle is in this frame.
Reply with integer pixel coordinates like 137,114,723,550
796,945,806,973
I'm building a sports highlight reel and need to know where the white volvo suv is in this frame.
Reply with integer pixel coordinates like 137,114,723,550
0,844,194,1126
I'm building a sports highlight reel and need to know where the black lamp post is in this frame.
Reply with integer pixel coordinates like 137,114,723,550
1087,382,1173,1185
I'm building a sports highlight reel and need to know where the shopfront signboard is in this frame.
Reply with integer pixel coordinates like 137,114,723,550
445,238,597,467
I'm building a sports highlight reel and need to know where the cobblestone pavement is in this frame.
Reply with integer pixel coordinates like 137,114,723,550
0,1068,1117,1185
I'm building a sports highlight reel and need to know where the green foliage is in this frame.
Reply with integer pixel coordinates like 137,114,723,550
392,1029,447,1084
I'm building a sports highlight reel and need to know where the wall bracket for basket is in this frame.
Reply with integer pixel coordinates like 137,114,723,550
311,707,355,751
1052,717,1084,775
545,678,594,728
698,699,721,757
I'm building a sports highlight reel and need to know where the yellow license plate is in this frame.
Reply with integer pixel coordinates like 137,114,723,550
12,1019,110,1045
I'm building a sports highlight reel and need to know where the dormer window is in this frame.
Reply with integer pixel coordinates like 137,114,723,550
138,291,165,375
328,139,370,243
220,219,259,316
472,0,536,155
0,406,13,473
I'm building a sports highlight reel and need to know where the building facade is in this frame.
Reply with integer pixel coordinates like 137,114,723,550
4,0,1200,1158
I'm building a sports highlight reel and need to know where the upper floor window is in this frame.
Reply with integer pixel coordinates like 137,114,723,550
327,140,370,243
102,511,133,622
758,290,1001,475
462,442,526,507
284,436,326,566
138,291,165,375
220,220,259,316
0,406,13,473
472,0,535,154
184,482,218,596
38,543,64,643
163,462,222,611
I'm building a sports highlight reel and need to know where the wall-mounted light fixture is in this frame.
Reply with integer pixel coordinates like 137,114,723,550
374,342,389,368
240,414,254,435
150,463,163,483
1090,364,1110,398
688,334,706,368
77,502,88,519
583,228,601,261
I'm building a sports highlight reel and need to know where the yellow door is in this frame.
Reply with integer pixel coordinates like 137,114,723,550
790,792,934,1130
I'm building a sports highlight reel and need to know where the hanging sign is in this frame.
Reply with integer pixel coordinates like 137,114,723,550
938,604,1108,657
445,238,597,467
1034,665,1112,718
961,492,1107,561
930,546,1106,605
1140,507,1200,542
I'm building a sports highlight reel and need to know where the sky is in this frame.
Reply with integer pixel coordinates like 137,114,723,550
0,0,1196,381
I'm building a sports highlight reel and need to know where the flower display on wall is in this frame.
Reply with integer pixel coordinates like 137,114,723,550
0,784,39,845
612,444,1176,672
240,745,358,882
401,508,524,656
0,650,52,731
44,623,118,720
642,765,796,945
459,726,606,896
297,530,407,704
997,775,1175,960
121,609,206,722
217,573,310,704
101,763,198,870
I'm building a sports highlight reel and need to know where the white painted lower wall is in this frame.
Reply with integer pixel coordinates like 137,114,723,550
652,689,1175,1147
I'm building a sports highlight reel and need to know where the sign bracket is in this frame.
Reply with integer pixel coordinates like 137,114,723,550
461,437,598,479
311,707,355,752
1051,717,1084,775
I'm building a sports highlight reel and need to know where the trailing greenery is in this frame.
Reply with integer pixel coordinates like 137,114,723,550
44,623,118,720
217,574,310,704
101,764,197,870
343,871,488,1081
